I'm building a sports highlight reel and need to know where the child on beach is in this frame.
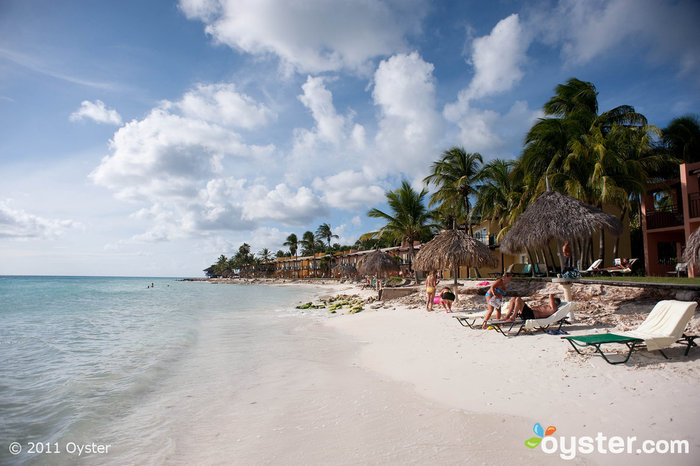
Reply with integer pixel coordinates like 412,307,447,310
425,271,439,311
482,273,511,328
439,287,455,312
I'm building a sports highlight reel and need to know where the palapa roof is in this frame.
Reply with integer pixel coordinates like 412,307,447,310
683,228,700,267
413,229,497,271
356,249,399,277
331,263,357,277
501,190,623,254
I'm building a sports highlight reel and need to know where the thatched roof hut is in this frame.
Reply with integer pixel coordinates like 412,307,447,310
501,190,623,254
356,249,399,277
682,227,700,267
413,229,497,272
331,264,357,278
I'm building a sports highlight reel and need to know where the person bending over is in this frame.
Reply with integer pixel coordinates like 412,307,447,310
439,286,455,312
502,294,561,321
482,273,511,328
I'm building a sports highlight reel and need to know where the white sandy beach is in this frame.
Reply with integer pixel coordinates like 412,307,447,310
171,279,699,465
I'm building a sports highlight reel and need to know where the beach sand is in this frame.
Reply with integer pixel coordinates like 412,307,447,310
176,279,699,465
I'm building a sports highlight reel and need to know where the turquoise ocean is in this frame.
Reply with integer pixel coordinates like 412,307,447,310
0,276,318,465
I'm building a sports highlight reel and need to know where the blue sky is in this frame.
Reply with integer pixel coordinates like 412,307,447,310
1,0,699,277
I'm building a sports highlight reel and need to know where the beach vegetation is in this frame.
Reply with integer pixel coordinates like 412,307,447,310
363,180,437,282
424,147,483,235
205,78,696,281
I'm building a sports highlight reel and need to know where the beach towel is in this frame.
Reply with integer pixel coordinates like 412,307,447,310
477,281,490,286
618,300,697,351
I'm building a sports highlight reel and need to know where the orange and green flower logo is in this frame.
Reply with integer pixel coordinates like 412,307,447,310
525,422,557,448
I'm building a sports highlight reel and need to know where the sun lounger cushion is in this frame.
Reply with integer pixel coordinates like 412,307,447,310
618,300,697,351
523,302,575,330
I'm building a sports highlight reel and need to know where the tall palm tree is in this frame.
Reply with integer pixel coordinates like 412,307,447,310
663,115,700,165
301,231,320,277
283,233,299,278
316,223,338,250
519,78,650,266
473,159,521,240
316,223,339,275
424,147,483,235
364,180,436,281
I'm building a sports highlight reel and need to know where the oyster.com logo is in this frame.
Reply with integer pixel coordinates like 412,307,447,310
525,422,556,449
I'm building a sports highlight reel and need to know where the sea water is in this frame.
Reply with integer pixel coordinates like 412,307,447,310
0,276,318,465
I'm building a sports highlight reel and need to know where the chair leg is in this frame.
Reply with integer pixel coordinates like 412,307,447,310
593,341,639,365
680,334,697,356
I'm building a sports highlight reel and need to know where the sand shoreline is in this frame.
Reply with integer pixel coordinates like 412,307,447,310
186,278,699,464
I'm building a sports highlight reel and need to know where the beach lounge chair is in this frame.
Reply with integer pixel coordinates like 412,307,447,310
580,259,602,275
452,310,487,329
562,300,698,364
487,302,575,337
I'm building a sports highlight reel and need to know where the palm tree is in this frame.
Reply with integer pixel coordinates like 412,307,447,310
518,78,650,266
662,115,700,165
364,180,436,282
316,223,338,250
316,223,339,274
473,159,521,239
424,147,483,235
283,233,299,277
301,231,321,277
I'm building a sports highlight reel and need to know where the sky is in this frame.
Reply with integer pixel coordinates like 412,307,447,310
1,0,699,277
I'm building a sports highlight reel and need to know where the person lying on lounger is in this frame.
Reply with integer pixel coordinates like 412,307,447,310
502,294,561,321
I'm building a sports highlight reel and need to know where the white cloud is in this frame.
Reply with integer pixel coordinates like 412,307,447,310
91,106,274,202
70,99,122,125
444,14,530,122
168,83,275,129
312,170,385,211
288,76,366,182
373,52,442,178
442,15,538,157
242,183,327,226
450,100,541,156
179,0,426,74
533,0,700,78
0,200,80,239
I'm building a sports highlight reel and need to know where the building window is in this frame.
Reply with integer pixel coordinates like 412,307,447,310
657,241,678,265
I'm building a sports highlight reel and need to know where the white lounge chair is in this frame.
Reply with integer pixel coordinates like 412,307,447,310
581,259,602,274
563,300,698,364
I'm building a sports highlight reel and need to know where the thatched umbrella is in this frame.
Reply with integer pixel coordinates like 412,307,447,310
501,189,622,272
413,229,498,299
331,264,357,278
356,249,399,278
682,227,700,269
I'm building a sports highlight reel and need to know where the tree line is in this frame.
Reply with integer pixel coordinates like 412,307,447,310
206,78,699,278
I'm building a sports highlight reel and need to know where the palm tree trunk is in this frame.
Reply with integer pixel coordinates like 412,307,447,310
409,242,419,284
613,205,627,258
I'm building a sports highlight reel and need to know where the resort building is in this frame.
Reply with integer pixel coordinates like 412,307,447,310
641,161,700,277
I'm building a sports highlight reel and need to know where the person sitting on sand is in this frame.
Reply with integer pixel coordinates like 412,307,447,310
482,273,511,328
502,294,561,321
439,286,456,312
425,271,439,311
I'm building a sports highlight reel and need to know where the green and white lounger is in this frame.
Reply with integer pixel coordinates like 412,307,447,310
562,300,698,365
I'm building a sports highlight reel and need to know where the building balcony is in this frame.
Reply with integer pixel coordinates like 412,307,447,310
646,204,684,230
